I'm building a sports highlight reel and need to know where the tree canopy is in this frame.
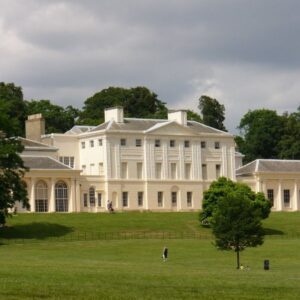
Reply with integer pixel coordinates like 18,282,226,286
78,86,168,125
198,95,226,131
0,82,26,137
211,188,265,269
25,100,80,134
200,177,271,225
0,134,29,225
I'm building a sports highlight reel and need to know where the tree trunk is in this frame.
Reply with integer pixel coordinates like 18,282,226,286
236,247,240,269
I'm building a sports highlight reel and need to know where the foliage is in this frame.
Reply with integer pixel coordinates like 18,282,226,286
0,82,26,136
187,110,202,122
211,189,265,268
78,86,168,125
198,95,226,131
200,177,271,225
25,100,80,134
0,134,29,225
236,109,284,163
278,107,300,159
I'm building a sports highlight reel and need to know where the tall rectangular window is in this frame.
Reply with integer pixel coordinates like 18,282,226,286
185,163,191,179
171,192,177,207
136,139,142,147
202,164,207,180
170,163,177,179
216,164,221,179
121,162,128,179
157,191,163,207
137,162,143,179
267,189,274,207
90,140,94,148
97,193,102,207
70,157,74,168
214,141,220,149
201,141,206,149
155,139,161,147
120,138,126,146
82,165,86,174
99,163,104,175
170,140,175,147
81,141,85,149
137,192,143,207
283,189,290,207
90,163,95,174
155,162,162,179
98,139,103,146
184,140,190,148
187,192,193,207
83,193,88,207
122,192,128,207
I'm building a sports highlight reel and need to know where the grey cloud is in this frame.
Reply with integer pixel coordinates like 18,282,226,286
1,0,300,133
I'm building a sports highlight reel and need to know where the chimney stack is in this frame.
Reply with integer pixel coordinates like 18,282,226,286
104,107,124,123
25,114,45,142
168,110,187,126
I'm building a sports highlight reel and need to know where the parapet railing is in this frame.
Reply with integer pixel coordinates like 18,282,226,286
0,231,299,245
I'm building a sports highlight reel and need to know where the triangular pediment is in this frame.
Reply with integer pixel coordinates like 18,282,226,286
145,121,199,136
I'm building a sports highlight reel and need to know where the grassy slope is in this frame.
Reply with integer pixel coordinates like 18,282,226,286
0,212,300,299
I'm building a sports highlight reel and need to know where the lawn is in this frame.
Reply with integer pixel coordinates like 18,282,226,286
1,212,300,299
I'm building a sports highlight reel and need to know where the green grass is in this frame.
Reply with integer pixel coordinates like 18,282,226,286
1,212,300,299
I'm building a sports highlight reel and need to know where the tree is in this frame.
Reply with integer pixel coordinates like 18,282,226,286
278,107,300,159
25,100,80,134
0,134,29,225
236,109,284,163
211,189,265,269
200,177,271,225
187,110,202,122
0,82,26,137
78,86,168,125
198,95,226,131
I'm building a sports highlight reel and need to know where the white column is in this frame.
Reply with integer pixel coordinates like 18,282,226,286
178,142,184,179
69,178,75,212
277,180,283,211
114,144,121,179
29,178,36,212
230,146,236,181
49,178,56,212
293,180,299,211
192,142,201,180
221,146,228,177
76,180,81,212
104,137,112,179
162,141,168,179
255,177,262,193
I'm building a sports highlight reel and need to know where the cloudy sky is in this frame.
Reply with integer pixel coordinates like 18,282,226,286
1,0,300,132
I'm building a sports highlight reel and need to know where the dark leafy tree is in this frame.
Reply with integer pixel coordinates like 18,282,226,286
187,110,202,122
25,100,80,133
78,86,168,125
236,109,284,163
0,134,29,225
278,107,300,159
211,189,265,269
198,95,226,131
0,82,26,136
200,177,271,225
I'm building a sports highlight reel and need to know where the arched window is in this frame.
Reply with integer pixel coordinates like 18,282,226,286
35,180,48,212
55,181,68,212
89,187,95,207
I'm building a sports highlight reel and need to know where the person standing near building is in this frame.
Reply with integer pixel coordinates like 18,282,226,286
162,246,168,262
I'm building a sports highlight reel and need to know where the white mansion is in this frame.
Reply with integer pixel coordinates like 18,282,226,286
17,107,300,213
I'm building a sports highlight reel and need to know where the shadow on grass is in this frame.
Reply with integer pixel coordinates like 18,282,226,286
263,227,284,236
0,222,74,240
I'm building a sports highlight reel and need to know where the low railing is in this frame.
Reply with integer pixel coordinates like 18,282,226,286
0,231,299,245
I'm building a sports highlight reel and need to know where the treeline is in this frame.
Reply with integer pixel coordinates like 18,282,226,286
0,82,299,163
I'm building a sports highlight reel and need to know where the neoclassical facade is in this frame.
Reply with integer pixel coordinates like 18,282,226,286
236,159,300,211
19,108,300,213
20,108,238,212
